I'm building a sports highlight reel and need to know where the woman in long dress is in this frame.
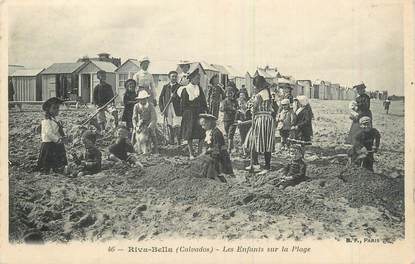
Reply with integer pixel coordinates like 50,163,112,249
178,68,208,159
244,75,275,174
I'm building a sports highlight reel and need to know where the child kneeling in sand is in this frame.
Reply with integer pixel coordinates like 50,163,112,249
66,130,102,177
193,113,234,182
276,144,308,188
348,116,381,171
108,125,143,168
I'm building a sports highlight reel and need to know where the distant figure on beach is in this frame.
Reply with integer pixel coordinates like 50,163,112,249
383,98,391,114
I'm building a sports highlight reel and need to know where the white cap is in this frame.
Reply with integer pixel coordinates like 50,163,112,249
136,90,150,99
281,99,290,105
139,56,150,63
296,95,309,106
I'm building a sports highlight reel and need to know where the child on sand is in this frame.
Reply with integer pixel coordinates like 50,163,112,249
196,113,234,182
36,97,68,173
276,98,297,150
108,125,143,168
67,130,102,177
348,116,381,171
276,144,308,189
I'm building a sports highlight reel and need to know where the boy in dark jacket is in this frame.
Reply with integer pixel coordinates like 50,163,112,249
92,70,118,133
348,116,381,171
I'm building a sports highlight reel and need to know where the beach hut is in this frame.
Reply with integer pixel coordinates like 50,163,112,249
297,80,314,99
211,64,229,87
11,68,44,101
245,71,254,96
200,61,221,85
77,61,117,103
254,66,280,85
150,60,180,99
115,59,140,100
41,62,86,101
225,65,245,89
339,86,346,100
331,83,340,100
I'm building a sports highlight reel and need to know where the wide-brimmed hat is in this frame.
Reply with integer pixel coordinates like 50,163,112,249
136,90,150,100
42,97,64,111
199,113,217,120
359,116,371,125
253,75,267,89
188,68,200,80
125,79,136,87
139,56,150,63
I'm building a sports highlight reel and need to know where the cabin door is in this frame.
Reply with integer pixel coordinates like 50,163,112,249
81,74,91,103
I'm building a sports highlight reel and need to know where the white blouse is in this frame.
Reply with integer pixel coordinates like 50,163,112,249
41,119,61,143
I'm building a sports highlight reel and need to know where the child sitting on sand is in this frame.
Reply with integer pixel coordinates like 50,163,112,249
276,144,308,188
276,98,297,150
348,116,381,171
108,125,143,168
195,113,234,182
66,130,102,177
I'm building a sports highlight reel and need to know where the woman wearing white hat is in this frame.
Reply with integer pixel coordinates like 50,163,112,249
133,56,157,106
132,90,159,153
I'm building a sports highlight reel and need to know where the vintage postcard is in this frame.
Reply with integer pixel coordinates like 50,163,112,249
0,0,414,263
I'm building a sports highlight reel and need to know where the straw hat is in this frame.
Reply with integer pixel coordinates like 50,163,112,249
136,90,150,100
199,113,217,120
42,97,64,111
139,56,150,63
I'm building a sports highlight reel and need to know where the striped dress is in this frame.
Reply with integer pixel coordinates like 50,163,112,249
244,90,275,153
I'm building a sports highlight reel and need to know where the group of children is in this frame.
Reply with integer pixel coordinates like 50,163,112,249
36,97,142,177
34,73,382,185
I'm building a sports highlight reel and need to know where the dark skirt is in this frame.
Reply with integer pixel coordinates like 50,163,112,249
345,120,361,145
122,104,135,129
37,142,67,171
217,150,234,175
209,101,220,118
181,109,205,140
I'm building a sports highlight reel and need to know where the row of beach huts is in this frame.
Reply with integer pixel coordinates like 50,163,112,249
8,53,388,105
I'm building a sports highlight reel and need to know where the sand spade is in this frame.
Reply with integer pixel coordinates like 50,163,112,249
80,94,118,126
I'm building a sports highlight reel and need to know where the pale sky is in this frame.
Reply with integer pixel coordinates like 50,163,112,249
8,0,404,95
